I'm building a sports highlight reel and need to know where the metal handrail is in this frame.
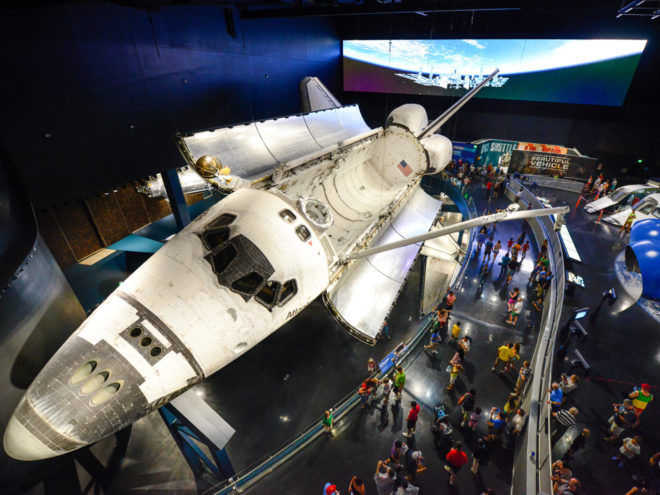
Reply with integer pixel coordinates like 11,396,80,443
520,174,585,193
505,179,565,495
207,312,437,495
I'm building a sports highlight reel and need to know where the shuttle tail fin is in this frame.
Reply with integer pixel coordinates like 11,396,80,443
299,77,342,113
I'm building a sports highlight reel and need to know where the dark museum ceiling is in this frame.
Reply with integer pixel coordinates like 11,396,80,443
0,0,658,207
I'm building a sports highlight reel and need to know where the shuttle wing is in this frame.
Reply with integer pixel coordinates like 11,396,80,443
324,187,443,344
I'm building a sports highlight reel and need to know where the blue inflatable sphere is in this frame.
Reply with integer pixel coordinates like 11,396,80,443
630,218,660,245
626,226,660,301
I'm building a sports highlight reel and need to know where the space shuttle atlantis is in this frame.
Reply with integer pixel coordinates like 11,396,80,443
4,72,500,461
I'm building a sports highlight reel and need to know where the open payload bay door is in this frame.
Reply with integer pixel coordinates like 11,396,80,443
178,79,369,192
419,211,466,315
324,187,443,345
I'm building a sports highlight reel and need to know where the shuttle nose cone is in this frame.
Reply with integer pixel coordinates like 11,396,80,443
3,404,59,461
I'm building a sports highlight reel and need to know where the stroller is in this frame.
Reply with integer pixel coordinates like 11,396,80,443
431,403,454,447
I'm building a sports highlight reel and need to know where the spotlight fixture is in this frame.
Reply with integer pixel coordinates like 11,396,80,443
616,0,660,19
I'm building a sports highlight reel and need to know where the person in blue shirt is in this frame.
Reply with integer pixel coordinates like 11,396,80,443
476,231,487,254
528,262,543,286
548,382,564,411
536,268,548,287
498,253,511,280
485,408,507,442
425,330,441,351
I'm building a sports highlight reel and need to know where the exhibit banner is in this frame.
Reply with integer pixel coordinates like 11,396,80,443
516,142,568,154
508,150,597,179
475,139,518,168
452,142,477,163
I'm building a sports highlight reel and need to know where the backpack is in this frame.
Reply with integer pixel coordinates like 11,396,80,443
461,393,475,411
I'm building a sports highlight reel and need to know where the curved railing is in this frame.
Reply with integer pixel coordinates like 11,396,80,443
505,178,566,495
520,174,585,194
205,177,477,495
205,313,435,495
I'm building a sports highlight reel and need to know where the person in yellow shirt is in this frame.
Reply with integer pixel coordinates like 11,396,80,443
503,393,520,415
503,343,521,373
448,321,462,344
492,342,514,374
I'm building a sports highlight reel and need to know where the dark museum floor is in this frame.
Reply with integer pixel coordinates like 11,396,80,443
36,183,659,495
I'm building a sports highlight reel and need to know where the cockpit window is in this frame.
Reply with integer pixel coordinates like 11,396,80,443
231,271,265,296
256,280,281,308
278,279,298,305
639,203,655,214
296,225,311,242
202,232,275,304
279,209,296,223
610,189,629,202
200,214,236,250
208,244,237,275
207,213,236,229
201,228,230,250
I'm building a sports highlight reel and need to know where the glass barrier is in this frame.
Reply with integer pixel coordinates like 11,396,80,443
505,179,566,494
204,313,436,495
519,174,586,194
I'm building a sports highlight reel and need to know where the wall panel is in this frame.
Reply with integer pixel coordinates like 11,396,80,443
35,209,77,269
52,201,103,260
84,195,131,246
0,4,339,208
113,184,151,232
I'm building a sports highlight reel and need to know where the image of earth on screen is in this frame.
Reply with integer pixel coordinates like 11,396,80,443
343,39,647,106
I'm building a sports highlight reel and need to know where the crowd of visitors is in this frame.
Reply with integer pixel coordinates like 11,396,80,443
583,173,618,199
319,163,656,495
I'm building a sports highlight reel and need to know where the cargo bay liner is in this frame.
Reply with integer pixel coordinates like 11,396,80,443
4,70,565,461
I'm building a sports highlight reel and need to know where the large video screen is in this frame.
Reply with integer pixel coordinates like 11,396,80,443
343,39,647,106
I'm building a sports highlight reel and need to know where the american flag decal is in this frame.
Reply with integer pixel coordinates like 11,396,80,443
397,160,412,177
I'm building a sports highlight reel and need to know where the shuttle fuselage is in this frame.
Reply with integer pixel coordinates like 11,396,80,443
4,122,448,460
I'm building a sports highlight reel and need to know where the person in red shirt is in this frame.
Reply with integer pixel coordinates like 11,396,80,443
521,240,530,260
404,401,421,437
445,290,457,312
445,441,468,485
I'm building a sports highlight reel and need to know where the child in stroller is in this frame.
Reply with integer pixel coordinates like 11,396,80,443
432,403,454,447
